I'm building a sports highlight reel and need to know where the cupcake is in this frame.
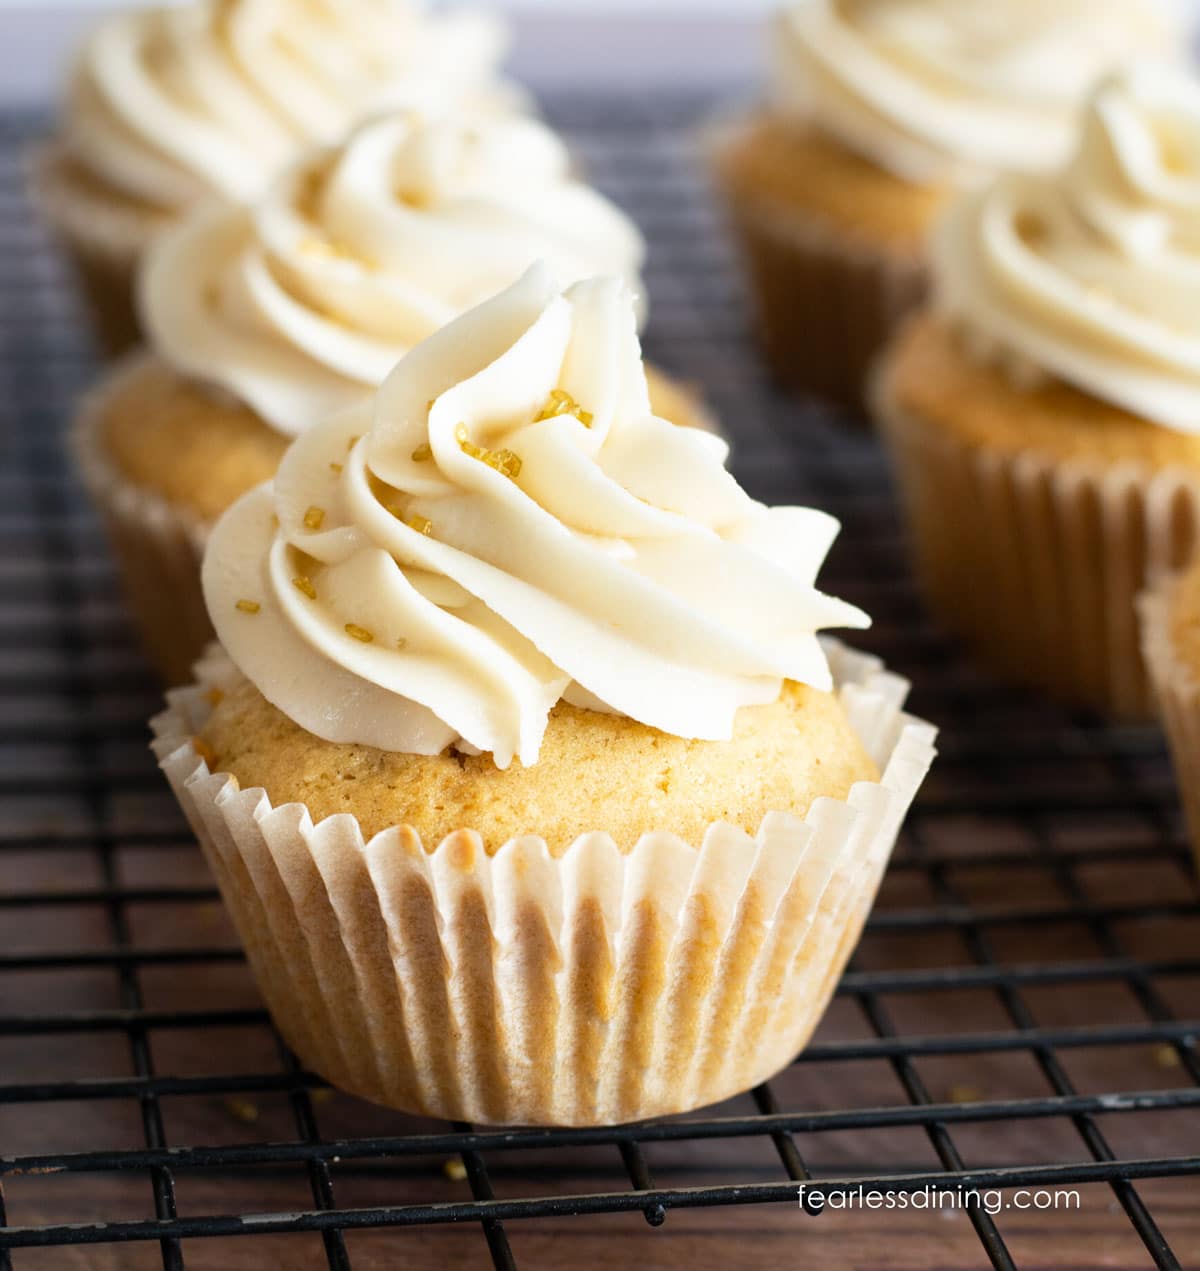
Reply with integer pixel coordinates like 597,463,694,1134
1141,562,1200,877
712,0,1178,408
32,0,517,356
875,65,1200,719
74,108,710,684
151,264,936,1126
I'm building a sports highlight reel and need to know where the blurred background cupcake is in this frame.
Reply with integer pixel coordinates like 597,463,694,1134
74,106,712,683
1142,561,1200,877
875,64,1200,719
153,264,935,1126
30,0,520,356
712,0,1181,410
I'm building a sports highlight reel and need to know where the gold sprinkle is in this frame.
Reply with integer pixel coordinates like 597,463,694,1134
345,623,375,643
311,1088,333,1105
292,575,317,600
443,1157,468,1182
235,599,261,615
534,387,593,427
411,441,433,463
454,423,522,480
303,506,326,531
947,1085,981,1105
297,234,354,261
1154,1044,1182,1070
329,461,343,474
223,1097,260,1125
405,514,433,536
486,448,522,480
192,736,218,769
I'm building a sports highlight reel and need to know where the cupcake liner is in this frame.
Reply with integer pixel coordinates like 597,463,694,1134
28,143,170,358
72,355,214,686
710,129,928,412
150,641,936,1127
1140,577,1200,876
877,388,1200,719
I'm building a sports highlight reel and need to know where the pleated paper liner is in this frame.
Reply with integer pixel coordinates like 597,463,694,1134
29,143,171,358
1140,574,1200,877
72,355,213,686
73,356,724,686
709,129,927,412
151,642,936,1127
876,383,1200,720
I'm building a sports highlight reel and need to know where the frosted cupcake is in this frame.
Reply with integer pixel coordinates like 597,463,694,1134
152,264,936,1126
74,109,711,684
32,0,516,355
1141,562,1200,877
876,66,1200,718
712,0,1178,408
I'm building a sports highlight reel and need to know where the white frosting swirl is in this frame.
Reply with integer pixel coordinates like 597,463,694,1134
773,0,1179,185
203,265,868,768
935,65,1200,432
141,110,646,436
64,0,515,212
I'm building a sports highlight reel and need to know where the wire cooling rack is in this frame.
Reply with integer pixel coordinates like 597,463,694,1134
1,93,1199,1271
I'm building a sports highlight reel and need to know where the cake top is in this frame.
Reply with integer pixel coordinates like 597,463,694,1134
201,264,869,769
934,64,1200,432
63,0,516,213
140,108,646,436
772,0,1179,186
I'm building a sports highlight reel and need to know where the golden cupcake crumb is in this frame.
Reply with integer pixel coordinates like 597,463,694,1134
885,314,1200,468
715,116,948,254
199,679,878,854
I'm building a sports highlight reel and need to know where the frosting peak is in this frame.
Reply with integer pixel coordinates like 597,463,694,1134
141,111,645,436
203,265,868,768
773,0,1179,186
65,0,515,212
935,64,1200,432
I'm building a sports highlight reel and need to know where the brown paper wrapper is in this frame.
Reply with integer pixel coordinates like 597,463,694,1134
150,642,936,1126
1140,577,1200,876
710,139,927,411
73,358,723,685
29,143,171,358
877,385,1200,720
72,357,214,686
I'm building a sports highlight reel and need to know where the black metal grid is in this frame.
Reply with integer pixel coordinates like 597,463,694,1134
1,92,1199,1270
